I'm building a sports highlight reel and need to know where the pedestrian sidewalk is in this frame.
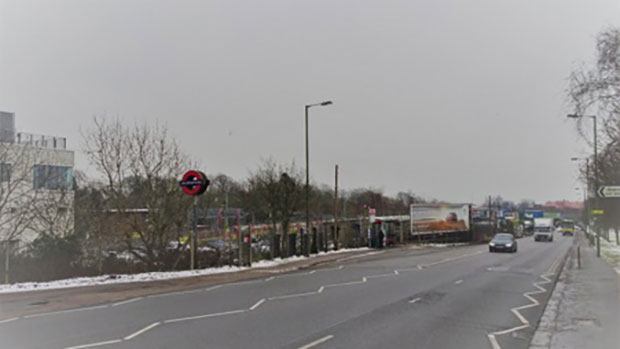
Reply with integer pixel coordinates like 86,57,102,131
530,233,620,349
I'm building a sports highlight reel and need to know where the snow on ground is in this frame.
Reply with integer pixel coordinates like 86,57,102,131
601,230,620,268
0,248,369,294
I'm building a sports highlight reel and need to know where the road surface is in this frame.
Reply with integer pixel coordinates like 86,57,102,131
0,235,572,349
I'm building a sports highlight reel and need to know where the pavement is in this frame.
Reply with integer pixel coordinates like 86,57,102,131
0,236,572,349
530,231,620,349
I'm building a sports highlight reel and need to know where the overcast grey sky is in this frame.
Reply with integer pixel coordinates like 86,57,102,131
1,0,619,204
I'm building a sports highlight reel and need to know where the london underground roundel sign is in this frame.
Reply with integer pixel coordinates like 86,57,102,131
179,170,209,196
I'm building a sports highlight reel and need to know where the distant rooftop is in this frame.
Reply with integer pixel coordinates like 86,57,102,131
0,111,67,150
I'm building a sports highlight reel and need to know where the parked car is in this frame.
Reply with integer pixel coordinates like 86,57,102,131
489,233,517,253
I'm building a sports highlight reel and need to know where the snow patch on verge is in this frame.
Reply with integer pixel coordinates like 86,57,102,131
0,248,368,294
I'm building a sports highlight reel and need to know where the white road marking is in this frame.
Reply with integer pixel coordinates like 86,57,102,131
487,273,555,348
365,273,396,279
298,334,334,349
394,270,400,275
147,288,203,298
65,339,122,349
422,250,484,268
264,276,275,281
205,285,223,292
249,299,266,310
112,297,143,307
455,280,463,285
0,317,19,324
337,251,384,262
23,305,109,319
409,297,421,304
124,322,160,340
268,291,317,300
307,270,316,274
324,277,367,288
417,265,423,270
317,286,325,293
164,309,246,324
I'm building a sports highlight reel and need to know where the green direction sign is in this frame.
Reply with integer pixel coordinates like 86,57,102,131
591,209,604,215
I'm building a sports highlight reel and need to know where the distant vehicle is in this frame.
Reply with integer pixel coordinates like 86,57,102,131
523,220,534,236
489,233,517,253
534,218,554,242
560,220,575,236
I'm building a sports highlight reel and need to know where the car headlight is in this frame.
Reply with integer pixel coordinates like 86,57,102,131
505,243,513,247
489,242,495,246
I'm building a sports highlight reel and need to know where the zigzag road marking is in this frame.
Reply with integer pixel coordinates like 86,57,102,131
486,250,570,349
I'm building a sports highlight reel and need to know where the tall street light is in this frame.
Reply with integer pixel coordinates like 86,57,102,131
305,100,333,257
567,114,599,256
571,157,590,230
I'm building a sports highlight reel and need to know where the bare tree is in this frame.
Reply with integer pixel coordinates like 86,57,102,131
0,142,41,283
83,117,194,271
245,159,303,258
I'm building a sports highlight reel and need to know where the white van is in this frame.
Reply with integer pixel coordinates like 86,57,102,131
533,218,554,242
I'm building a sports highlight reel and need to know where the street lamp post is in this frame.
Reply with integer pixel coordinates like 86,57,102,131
568,114,600,256
305,101,333,257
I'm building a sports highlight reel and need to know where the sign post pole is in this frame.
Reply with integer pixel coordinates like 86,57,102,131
191,195,198,270
179,170,210,271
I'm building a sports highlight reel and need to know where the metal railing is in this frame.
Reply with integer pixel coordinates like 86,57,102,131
16,132,67,149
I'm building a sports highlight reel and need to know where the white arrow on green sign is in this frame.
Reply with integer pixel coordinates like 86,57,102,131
597,186,620,198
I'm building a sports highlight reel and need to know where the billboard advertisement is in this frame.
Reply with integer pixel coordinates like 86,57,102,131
410,204,470,235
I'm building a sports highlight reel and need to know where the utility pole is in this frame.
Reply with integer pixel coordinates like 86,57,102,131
237,209,242,267
334,164,339,251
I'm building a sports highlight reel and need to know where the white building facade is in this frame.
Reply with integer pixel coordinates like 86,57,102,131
0,111,75,249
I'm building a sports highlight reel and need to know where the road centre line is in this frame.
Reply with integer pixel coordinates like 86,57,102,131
124,322,160,341
268,291,318,300
112,297,143,307
164,309,247,324
23,305,109,319
249,299,266,310
298,335,335,349
455,280,463,284
409,297,421,304
65,339,123,349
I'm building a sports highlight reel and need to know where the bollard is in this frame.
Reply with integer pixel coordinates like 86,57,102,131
577,246,581,269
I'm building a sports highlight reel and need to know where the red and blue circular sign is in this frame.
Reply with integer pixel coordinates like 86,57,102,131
179,170,209,196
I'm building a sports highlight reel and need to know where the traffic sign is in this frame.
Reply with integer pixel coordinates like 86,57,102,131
597,186,620,198
179,170,210,196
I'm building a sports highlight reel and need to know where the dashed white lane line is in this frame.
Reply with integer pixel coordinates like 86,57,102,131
205,284,223,292
112,297,143,307
124,322,160,341
298,334,335,349
409,297,421,304
65,339,122,349
317,286,325,293
164,309,247,324
264,276,275,282
422,250,485,268
0,317,19,324
324,277,367,288
268,291,318,300
23,305,109,319
146,288,203,298
337,251,384,262
455,280,463,285
249,299,266,310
